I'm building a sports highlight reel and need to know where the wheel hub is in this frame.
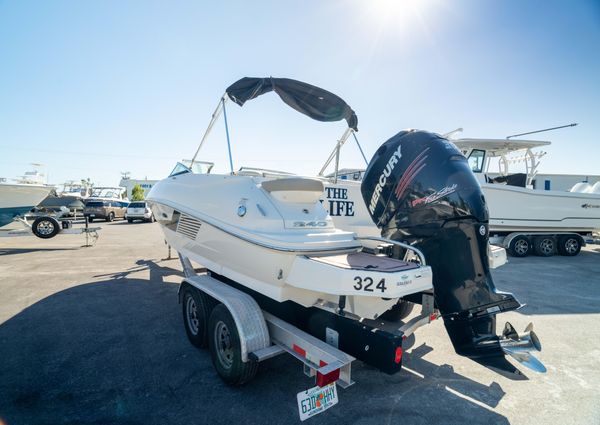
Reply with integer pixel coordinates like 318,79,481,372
215,321,234,368
186,296,199,334
515,239,528,255
565,238,578,254
539,238,554,255
37,221,55,235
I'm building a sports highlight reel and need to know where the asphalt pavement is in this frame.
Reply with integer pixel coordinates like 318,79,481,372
1,221,598,425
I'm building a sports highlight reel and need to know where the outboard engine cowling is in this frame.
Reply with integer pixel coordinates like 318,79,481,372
361,130,544,372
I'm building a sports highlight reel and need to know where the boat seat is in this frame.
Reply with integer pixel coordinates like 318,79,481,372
261,178,324,203
309,251,419,272
261,178,324,193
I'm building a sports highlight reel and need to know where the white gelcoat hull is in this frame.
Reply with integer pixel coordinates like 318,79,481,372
482,184,600,233
0,184,52,209
148,173,433,319
157,210,431,319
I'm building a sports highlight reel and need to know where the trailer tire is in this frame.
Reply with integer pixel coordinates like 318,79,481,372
88,217,93,223
182,286,216,348
32,216,60,239
106,212,115,222
533,236,555,257
380,300,414,322
507,235,530,257
208,304,258,386
557,235,581,256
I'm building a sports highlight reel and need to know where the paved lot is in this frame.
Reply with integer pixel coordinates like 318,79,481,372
1,221,599,425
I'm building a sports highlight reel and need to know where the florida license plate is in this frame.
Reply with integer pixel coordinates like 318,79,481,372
297,383,338,421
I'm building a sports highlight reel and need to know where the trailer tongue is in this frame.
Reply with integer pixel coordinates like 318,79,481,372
361,129,545,373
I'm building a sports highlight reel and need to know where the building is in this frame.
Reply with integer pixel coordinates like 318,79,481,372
119,177,159,199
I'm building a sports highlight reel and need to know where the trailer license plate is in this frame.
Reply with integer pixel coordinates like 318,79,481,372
296,382,338,421
90,214,95,217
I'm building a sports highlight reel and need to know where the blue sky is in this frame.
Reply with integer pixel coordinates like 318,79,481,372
1,0,599,186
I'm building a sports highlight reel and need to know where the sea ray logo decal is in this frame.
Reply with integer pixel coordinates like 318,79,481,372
395,148,430,201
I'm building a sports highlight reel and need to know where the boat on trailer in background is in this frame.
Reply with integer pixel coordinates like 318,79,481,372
449,134,600,257
147,77,545,419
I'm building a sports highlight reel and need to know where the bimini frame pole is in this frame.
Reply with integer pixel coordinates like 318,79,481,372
221,98,234,174
352,132,368,165
190,94,228,168
318,127,354,182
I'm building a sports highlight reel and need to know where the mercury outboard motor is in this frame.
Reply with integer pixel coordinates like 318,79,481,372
361,130,545,373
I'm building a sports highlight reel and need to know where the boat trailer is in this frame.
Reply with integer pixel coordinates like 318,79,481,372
0,214,100,246
177,253,439,421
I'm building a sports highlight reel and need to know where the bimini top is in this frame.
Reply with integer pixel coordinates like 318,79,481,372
226,77,358,131
452,138,551,157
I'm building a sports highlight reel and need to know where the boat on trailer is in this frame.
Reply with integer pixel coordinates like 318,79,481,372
449,135,600,256
148,77,545,392
450,136,600,234
148,77,433,321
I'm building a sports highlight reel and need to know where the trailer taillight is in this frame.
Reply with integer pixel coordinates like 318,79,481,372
394,347,403,364
316,362,340,388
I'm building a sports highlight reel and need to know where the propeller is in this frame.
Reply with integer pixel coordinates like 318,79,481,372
499,322,546,373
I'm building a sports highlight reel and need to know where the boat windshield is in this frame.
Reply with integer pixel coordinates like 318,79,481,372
90,187,122,198
169,163,191,176
467,149,486,173
170,161,214,177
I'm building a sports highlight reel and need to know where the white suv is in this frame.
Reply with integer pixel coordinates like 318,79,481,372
126,201,154,223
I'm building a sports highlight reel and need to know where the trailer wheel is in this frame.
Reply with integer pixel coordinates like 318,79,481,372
32,216,60,239
380,300,414,322
533,236,555,257
557,235,581,256
208,304,258,385
182,286,215,348
508,235,530,257
88,217,93,223
106,212,115,222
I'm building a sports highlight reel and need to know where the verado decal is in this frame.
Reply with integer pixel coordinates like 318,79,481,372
411,184,458,207
368,145,403,214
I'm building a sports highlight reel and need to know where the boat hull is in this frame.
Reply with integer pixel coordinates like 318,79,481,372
483,184,600,233
0,184,53,227
151,200,431,319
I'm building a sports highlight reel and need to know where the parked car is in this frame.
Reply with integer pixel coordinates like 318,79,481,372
84,200,129,222
126,201,154,223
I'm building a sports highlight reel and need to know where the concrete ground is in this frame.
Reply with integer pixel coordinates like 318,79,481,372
0,221,599,425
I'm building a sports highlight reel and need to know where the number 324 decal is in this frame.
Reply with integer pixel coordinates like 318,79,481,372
353,276,387,293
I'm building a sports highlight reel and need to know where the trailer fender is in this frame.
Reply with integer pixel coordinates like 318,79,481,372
181,275,270,362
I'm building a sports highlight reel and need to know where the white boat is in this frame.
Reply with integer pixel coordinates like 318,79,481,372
86,186,129,203
148,78,433,320
148,77,545,373
0,165,54,227
0,182,54,227
58,180,93,198
149,170,431,319
450,137,600,234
